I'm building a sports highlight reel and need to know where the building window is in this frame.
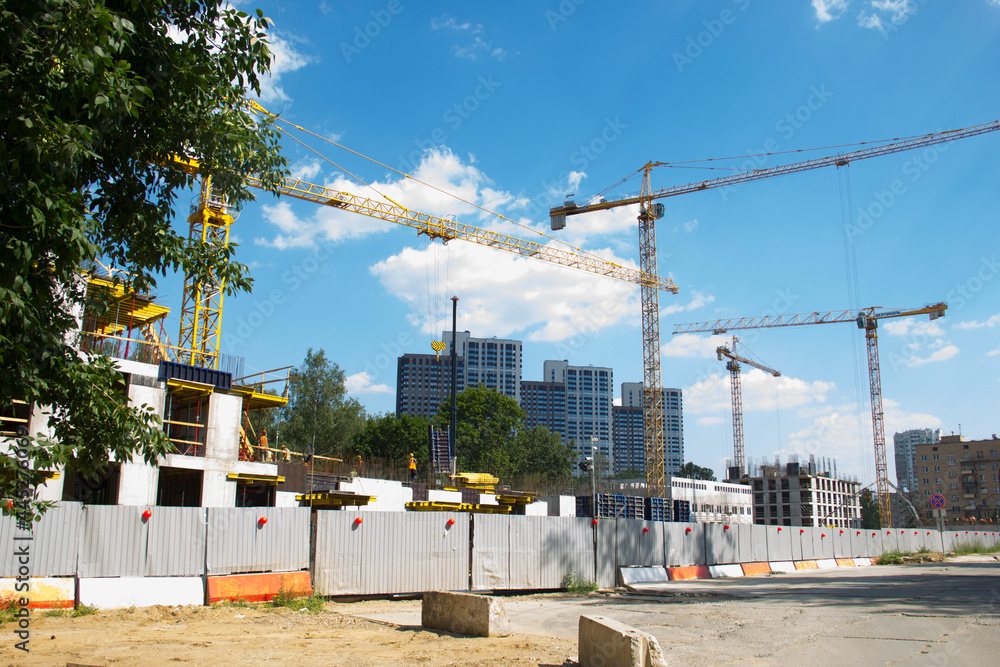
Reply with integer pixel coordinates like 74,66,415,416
934,466,940,472
922,467,929,473
920,455,928,461
933,454,940,461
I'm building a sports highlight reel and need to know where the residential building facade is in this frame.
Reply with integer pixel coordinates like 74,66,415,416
894,428,941,493
750,461,861,528
542,360,613,464
913,434,1000,523
395,353,466,419
612,382,684,476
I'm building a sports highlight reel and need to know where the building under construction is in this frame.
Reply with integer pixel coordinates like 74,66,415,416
748,456,861,529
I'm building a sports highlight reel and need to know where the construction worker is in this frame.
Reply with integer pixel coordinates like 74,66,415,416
408,453,417,482
259,429,269,462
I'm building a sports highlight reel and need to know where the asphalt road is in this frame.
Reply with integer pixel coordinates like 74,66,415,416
358,555,1000,666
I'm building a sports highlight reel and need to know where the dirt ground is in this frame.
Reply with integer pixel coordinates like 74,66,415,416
2,596,577,666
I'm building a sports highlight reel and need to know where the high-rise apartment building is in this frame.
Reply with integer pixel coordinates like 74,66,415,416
542,360,612,463
395,354,465,419
913,434,1000,523
396,331,521,419
520,380,567,441
612,382,684,476
894,428,940,493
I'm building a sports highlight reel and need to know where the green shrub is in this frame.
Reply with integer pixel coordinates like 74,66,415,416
562,569,598,594
269,589,326,613
875,550,906,565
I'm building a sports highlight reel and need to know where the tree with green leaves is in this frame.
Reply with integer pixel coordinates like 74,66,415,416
436,387,525,477
677,462,717,481
860,489,881,529
517,425,574,482
279,349,364,458
0,1,286,514
354,413,431,466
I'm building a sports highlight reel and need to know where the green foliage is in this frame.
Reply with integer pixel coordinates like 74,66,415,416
562,570,598,594
270,589,326,613
437,387,525,477
213,597,253,609
354,413,431,464
677,462,717,481
518,425,574,482
0,0,287,516
279,349,366,457
951,539,999,556
875,550,906,565
860,489,881,530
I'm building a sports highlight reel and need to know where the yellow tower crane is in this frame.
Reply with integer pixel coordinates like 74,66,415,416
716,336,780,481
675,302,948,527
548,119,998,498
171,161,676,370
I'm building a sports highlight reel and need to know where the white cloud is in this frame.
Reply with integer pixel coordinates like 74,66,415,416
988,348,1000,357
685,371,833,415
257,32,312,105
430,14,510,61
661,290,715,318
345,372,392,395
857,12,884,30
954,314,1000,329
677,219,699,234
812,0,849,22
289,159,322,182
858,0,919,34
901,344,959,367
662,333,728,359
370,241,641,341
882,318,945,337
872,0,916,22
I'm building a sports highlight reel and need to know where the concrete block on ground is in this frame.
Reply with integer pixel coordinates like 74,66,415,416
0,577,74,609
708,564,744,578
836,558,855,567
853,557,872,566
523,501,548,516
207,571,311,603
79,577,203,609
544,495,576,517
816,558,838,569
422,591,511,637
619,566,669,587
769,561,796,573
427,489,463,504
794,560,819,570
579,614,667,667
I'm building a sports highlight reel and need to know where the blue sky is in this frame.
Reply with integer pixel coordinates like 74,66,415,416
153,1,1000,484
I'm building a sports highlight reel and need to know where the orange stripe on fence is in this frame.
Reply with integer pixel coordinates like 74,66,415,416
794,561,819,570
836,558,855,567
667,566,712,581
741,562,771,576
207,572,311,603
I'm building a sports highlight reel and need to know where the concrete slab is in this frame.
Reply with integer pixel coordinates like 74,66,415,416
708,564,744,578
579,615,666,667
0,577,74,609
619,566,669,587
816,558,838,569
422,591,511,637
79,576,203,609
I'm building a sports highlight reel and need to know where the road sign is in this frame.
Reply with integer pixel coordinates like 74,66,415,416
929,493,946,509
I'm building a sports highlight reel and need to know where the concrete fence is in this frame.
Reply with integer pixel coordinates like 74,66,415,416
2,503,999,606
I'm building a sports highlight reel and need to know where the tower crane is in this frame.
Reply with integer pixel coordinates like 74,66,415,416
168,159,676,369
548,120,998,498
675,302,948,526
716,336,780,481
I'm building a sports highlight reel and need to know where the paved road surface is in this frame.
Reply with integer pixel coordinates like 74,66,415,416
358,556,1000,666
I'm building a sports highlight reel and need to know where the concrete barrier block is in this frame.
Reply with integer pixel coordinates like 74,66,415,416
0,577,74,609
579,614,667,667
422,591,511,637
741,562,771,576
769,561,796,573
816,558,838,569
667,566,711,581
207,571,311,603
619,567,669,587
853,557,872,566
79,577,203,609
836,558,855,567
708,564,744,579
794,560,819,570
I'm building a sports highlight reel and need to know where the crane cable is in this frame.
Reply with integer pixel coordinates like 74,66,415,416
249,105,616,266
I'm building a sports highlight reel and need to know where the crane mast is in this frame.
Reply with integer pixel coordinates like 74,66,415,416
677,303,947,527
716,337,780,480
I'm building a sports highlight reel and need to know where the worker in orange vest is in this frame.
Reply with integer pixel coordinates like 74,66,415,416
408,453,417,482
